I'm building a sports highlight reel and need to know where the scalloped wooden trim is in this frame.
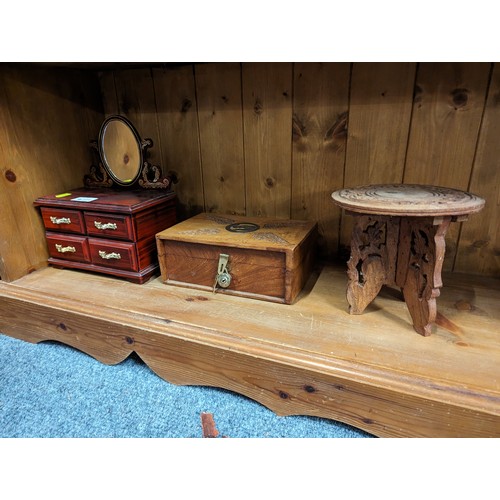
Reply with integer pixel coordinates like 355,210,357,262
1,268,500,437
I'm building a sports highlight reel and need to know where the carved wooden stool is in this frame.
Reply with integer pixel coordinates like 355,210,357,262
331,184,485,336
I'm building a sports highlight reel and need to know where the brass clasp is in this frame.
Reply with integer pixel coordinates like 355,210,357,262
213,253,231,292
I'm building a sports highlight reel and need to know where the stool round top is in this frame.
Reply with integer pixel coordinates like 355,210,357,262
331,184,485,216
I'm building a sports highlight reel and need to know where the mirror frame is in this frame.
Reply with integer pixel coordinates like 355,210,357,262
98,115,144,186
85,115,173,190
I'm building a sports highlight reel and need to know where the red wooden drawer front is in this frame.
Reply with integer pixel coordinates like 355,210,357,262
46,233,90,262
88,238,138,271
40,207,85,234
84,212,134,240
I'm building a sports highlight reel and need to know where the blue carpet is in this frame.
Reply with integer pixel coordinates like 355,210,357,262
2,333,495,500
0,333,373,438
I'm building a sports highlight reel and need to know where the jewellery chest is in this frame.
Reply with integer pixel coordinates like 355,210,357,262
34,188,177,284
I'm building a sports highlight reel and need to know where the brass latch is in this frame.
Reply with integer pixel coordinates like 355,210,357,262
213,253,231,292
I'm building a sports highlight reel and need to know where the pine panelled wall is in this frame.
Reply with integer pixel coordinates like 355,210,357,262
1,62,499,281
2,62,500,439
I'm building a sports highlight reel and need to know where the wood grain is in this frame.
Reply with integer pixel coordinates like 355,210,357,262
1,265,499,437
156,213,317,303
399,217,451,336
34,188,176,283
332,184,485,216
291,62,350,258
156,212,317,251
1,61,499,283
160,241,287,301
242,63,293,218
2,62,499,437
98,70,119,116
194,63,246,215
403,62,491,270
404,63,491,187
0,65,103,281
107,68,164,168
4,61,490,276
152,65,204,220
200,413,219,438
454,64,500,277
345,63,416,186
79,70,106,150
340,62,416,252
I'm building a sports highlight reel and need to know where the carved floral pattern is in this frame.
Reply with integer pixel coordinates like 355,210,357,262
84,162,113,188
346,216,395,315
138,164,171,189
252,232,290,245
332,184,484,215
399,217,451,336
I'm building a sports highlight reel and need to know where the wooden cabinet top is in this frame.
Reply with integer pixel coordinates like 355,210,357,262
34,188,176,214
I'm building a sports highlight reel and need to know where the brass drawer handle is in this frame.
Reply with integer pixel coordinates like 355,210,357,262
50,216,71,225
98,250,121,260
55,244,76,253
94,221,118,230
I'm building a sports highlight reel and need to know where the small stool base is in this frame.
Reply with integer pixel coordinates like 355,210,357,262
346,214,452,336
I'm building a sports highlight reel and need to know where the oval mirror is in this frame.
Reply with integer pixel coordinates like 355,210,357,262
98,115,143,186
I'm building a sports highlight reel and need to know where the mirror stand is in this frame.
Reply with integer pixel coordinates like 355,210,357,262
84,115,174,190
84,140,114,188
138,162,172,189
84,139,173,190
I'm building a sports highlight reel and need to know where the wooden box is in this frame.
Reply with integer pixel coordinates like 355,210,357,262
156,213,318,304
34,188,177,284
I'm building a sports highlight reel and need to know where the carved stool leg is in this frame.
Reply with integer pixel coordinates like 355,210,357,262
346,215,400,314
396,217,451,336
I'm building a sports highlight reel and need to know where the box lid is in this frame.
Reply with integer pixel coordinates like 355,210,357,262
156,213,317,252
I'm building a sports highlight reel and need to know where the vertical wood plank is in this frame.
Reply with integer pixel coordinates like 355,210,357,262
153,65,204,220
340,62,416,253
79,72,105,143
291,62,351,257
0,66,103,281
404,62,490,187
345,63,416,186
111,68,164,167
0,69,42,282
455,64,500,277
403,62,491,270
194,63,245,215
98,70,119,116
242,63,293,218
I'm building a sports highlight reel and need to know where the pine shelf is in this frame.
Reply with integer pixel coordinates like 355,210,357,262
1,264,499,437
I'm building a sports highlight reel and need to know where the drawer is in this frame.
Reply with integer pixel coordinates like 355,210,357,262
46,233,91,263
88,238,138,272
84,212,134,241
40,207,85,234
